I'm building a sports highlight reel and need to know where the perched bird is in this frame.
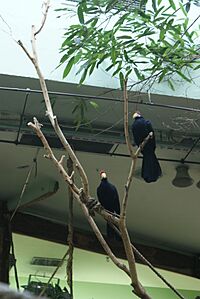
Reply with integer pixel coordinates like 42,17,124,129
97,171,120,240
132,111,162,183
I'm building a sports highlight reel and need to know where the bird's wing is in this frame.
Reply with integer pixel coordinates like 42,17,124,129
113,187,120,214
97,186,101,201
145,120,154,134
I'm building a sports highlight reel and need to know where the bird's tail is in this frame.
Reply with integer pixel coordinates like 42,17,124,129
142,152,162,183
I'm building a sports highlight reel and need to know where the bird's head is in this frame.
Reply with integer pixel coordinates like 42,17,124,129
132,111,141,119
100,170,107,179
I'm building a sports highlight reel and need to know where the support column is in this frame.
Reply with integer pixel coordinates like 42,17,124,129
0,201,10,283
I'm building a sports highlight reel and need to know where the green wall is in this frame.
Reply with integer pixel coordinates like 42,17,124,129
9,277,200,299
9,234,200,299
71,281,200,299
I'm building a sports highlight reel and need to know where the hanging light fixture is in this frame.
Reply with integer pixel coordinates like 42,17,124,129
172,164,194,188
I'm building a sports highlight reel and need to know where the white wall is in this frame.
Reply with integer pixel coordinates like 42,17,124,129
0,0,200,99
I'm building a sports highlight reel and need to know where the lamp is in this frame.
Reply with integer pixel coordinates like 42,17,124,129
172,164,194,188
196,180,200,189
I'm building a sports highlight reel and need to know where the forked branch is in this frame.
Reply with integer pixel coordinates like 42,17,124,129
18,0,89,197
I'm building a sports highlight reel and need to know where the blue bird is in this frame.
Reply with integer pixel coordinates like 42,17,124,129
132,111,162,183
97,171,120,240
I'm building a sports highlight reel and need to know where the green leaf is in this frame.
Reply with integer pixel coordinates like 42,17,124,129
154,5,165,17
168,0,176,10
185,2,191,12
125,69,132,79
77,5,84,24
194,64,200,70
105,0,118,12
134,68,144,80
105,63,115,72
119,72,125,91
124,50,129,62
79,68,88,84
89,62,97,75
89,101,99,109
179,2,187,16
97,53,110,68
159,28,165,40
113,13,130,28
177,70,191,82
74,51,83,64
167,79,175,90
111,47,117,64
152,0,157,11
140,0,148,8
118,35,132,39
158,69,168,82
60,54,69,64
63,56,75,78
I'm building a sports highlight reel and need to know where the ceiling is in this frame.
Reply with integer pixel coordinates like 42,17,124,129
1,73,200,259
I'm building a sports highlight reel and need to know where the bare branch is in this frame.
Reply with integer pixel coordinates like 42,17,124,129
17,40,34,62
59,155,66,165
119,80,152,299
18,17,90,196
28,120,79,195
77,198,130,276
34,0,50,36
123,80,135,160
67,157,74,298
28,119,129,278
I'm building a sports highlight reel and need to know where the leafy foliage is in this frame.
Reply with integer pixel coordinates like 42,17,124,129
58,0,200,90
72,98,99,130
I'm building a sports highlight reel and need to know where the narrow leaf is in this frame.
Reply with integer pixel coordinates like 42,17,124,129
168,79,175,90
134,68,143,80
89,62,96,75
158,69,168,82
63,57,75,78
177,71,191,82
152,0,157,11
79,68,88,84
185,2,191,12
168,0,176,10
77,5,84,24
194,64,200,70
89,101,98,109
105,0,118,12
111,47,117,64
179,2,187,16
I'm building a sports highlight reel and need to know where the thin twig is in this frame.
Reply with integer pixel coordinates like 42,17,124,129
28,119,80,196
67,157,74,298
34,0,50,36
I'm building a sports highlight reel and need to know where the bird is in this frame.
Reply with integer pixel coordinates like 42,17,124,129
131,111,162,183
97,170,120,240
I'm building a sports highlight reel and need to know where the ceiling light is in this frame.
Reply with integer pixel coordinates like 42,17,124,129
196,180,200,189
172,164,194,188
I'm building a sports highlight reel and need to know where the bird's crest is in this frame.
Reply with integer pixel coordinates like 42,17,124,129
99,170,107,178
132,111,141,119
